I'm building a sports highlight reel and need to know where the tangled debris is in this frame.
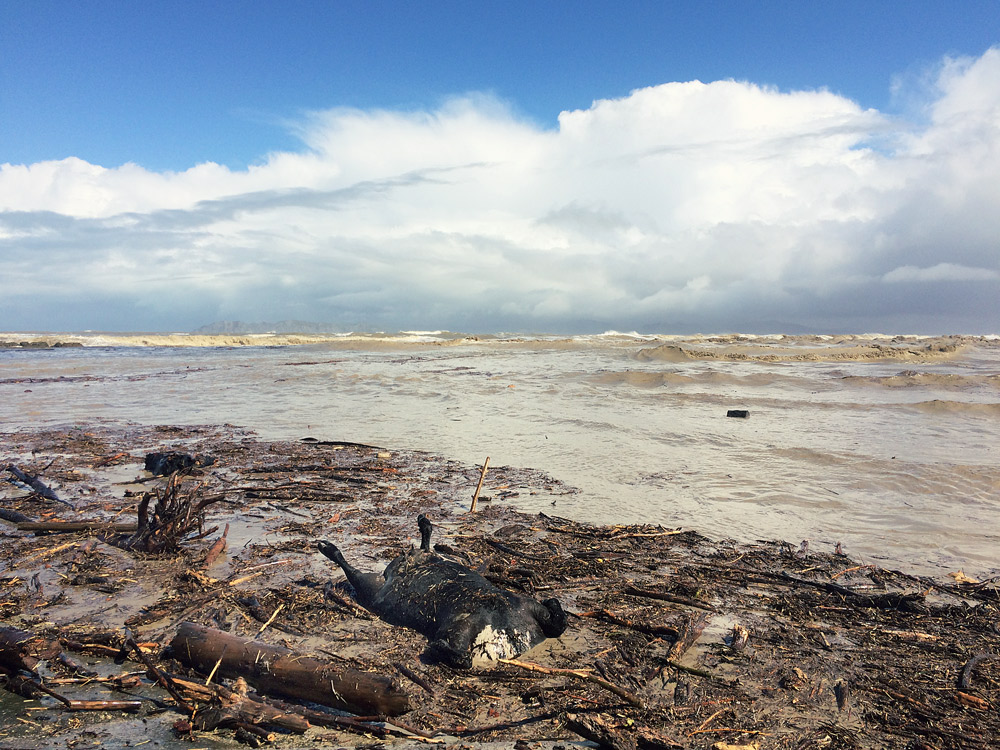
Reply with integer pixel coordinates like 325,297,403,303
1,423,998,749
121,471,224,554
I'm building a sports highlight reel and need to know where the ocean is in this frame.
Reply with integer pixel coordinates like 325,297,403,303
2,331,998,576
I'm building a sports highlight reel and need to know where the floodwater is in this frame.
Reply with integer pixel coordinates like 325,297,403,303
2,331,999,575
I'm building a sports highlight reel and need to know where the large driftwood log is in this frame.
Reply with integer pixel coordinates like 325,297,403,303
169,622,411,716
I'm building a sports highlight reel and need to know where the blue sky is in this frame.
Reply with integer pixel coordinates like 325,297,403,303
2,2,999,333
5,1,997,171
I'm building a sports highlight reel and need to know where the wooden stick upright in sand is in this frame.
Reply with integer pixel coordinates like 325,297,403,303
469,457,490,512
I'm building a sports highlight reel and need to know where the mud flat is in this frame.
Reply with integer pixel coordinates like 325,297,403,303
1,424,998,749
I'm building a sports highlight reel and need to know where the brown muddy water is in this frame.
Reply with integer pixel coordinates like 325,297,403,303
2,331,999,575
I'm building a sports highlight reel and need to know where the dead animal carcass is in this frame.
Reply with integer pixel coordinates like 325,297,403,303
317,515,566,668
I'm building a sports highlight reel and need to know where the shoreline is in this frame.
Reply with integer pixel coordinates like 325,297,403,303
2,331,993,363
2,423,998,748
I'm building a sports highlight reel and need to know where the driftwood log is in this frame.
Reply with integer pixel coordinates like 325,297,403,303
0,626,61,673
5,465,70,506
169,622,411,716
0,628,142,712
168,675,310,733
16,521,139,534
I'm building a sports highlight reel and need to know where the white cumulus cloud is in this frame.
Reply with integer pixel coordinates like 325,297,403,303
883,263,1000,283
2,48,999,333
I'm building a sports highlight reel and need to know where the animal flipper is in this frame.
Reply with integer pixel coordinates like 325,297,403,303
426,636,473,669
417,514,433,552
316,540,382,607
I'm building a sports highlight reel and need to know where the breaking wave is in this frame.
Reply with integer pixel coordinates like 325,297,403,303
908,400,1000,417
842,371,1000,390
634,338,970,363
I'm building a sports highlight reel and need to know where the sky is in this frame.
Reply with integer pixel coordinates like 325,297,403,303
1,2,999,334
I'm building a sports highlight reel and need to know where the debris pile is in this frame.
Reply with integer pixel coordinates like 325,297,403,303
1,424,998,749
122,471,222,554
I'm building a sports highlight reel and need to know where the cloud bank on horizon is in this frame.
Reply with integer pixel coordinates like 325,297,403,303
2,47,999,334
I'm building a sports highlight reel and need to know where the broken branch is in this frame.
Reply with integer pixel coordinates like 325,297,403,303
499,657,642,708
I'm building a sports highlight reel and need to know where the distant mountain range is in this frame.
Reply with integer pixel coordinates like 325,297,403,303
192,320,353,334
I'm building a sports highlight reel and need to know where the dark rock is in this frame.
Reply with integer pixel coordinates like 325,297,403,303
144,452,214,476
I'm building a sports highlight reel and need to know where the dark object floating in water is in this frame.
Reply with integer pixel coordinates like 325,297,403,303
726,409,750,418
144,452,214,476
317,514,567,669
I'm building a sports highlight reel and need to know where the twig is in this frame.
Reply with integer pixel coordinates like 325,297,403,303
830,564,876,581
254,603,285,637
204,645,228,686
93,452,128,468
624,585,718,612
470,457,490,512
125,635,193,713
6,673,142,712
499,657,642,708
665,660,718,680
611,529,684,539
959,653,997,690
226,560,293,587
452,711,562,737
16,521,138,534
686,560,928,611
578,608,680,638
481,537,549,561
669,612,710,660
688,707,729,736
395,662,436,695
202,524,229,568
17,540,79,564
381,716,440,741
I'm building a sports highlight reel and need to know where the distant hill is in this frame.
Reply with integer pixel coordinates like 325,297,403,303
192,320,352,334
